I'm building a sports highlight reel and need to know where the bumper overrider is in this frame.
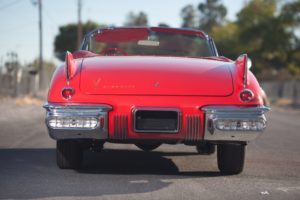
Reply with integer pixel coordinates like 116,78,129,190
202,106,270,142
43,103,112,140
43,103,269,142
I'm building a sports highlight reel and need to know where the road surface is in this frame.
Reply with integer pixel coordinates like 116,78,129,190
0,100,299,200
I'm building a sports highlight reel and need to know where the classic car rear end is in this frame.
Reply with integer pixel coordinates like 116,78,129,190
44,27,269,174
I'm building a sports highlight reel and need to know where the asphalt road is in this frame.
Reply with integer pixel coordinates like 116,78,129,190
0,100,300,200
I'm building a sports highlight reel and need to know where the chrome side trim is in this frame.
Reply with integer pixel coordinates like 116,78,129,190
43,103,112,112
43,102,112,140
202,106,270,142
202,105,270,113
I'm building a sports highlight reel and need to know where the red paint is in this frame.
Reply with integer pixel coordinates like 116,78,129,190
47,27,264,141
93,27,206,42
95,28,148,42
73,50,98,59
80,56,233,96
65,51,76,81
235,54,248,87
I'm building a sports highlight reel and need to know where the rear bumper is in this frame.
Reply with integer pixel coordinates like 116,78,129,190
43,102,270,142
43,103,112,140
202,106,270,142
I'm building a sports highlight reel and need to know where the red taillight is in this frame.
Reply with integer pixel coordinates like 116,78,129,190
240,89,254,102
62,87,75,100
100,116,104,128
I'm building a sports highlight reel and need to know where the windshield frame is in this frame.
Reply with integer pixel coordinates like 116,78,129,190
80,27,219,57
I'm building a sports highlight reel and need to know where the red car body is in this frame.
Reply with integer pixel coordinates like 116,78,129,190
44,27,269,174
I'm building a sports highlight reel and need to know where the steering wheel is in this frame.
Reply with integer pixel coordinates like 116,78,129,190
100,47,128,56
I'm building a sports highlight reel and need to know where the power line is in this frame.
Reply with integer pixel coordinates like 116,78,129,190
43,5,57,25
0,22,36,34
0,0,22,10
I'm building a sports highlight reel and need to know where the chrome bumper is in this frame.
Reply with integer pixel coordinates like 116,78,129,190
202,106,270,142
43,103,112,140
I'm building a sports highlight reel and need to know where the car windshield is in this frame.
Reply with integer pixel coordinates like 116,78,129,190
82,28,213,57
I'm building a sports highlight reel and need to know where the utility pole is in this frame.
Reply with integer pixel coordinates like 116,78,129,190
7,52,18,97
0,56,3,75
77,0,82,49
38,0,43,90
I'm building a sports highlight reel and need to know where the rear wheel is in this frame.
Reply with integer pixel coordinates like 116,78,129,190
135,143,161,152
56,140,83,169
217,143,245,174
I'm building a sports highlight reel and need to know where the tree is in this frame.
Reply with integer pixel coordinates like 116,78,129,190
198,0,227,33
280,0,300,27
211,22,240,58
158,23,170,27
236,0,295,74
176,0,300,78
124,11,148,26
280,0,300,76
54,21,100,60
181,4,197,28
29,58,55,73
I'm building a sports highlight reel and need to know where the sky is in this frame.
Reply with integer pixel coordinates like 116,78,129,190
0,0,244,65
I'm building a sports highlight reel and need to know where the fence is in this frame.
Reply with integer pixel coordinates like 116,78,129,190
1,67,299,106
0,66,54,97
260,80,300,105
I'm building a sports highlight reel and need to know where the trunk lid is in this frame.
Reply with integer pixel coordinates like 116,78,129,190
80,56,233,96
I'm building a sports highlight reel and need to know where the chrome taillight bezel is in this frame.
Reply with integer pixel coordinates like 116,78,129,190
61,87,75,100
240,89,254,102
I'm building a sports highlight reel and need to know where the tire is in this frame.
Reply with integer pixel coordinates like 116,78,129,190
217,143,245,174
196,142,215,155
56,140,83,169
135,143,161,152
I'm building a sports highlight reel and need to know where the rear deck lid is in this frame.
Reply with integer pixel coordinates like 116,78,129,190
80,56,233,96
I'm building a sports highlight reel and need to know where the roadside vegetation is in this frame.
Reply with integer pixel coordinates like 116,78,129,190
54,0,300,80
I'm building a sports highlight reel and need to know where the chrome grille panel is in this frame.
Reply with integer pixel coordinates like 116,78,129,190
114,114,128,139
185,115,201,141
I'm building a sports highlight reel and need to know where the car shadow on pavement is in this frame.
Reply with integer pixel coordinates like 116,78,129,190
0,148,220,199
80,149,219,177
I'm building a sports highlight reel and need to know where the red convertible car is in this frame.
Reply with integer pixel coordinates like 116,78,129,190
44,27,269,174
